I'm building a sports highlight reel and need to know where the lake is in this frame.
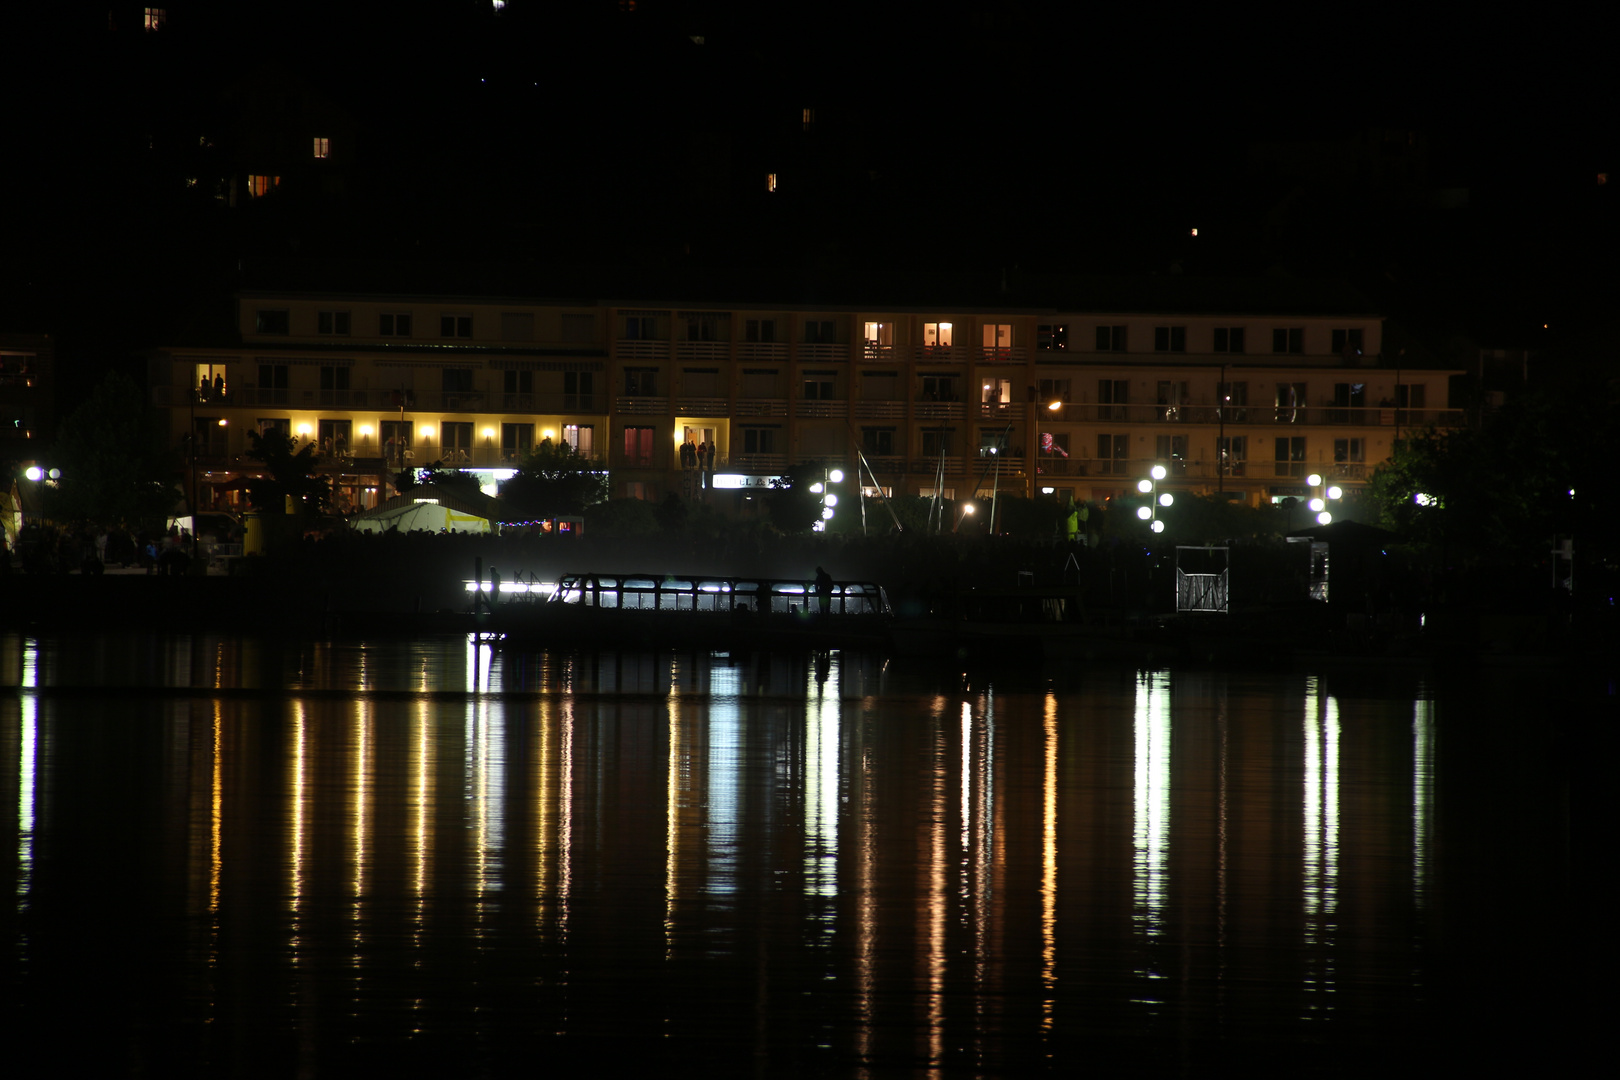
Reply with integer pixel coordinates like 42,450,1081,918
1,634,1603,1077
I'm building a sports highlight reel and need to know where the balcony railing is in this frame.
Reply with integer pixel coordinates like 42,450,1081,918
616,339,669,359
910,458,964,475
1057,403,1464,427
615,395,669,415
913,401,965,420
676,341,730,361
729,452,787,473
736,342,788,362
977,346,1026,364
797,343,848,363
733,398,788,417
676,398,730,417
860,344,899,363
854,401,905,419
795,400,849,419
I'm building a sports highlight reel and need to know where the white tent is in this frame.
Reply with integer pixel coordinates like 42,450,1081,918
351,492,493,535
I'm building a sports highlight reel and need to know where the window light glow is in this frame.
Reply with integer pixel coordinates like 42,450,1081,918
482,428,495,439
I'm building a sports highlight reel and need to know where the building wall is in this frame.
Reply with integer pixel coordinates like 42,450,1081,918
151,294,1461,512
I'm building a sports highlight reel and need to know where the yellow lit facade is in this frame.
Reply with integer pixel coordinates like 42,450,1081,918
147,291,1463,512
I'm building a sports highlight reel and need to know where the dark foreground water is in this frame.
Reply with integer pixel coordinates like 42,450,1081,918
1,634,1607,1078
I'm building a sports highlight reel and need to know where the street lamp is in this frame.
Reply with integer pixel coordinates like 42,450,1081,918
953,501,976,533
1138,464,1171,534
811,467,845,533
1305,472,1341,525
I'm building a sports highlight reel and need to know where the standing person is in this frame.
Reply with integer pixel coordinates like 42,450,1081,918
814,565,833,616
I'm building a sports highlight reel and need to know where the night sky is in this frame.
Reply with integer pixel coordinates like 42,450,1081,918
2,2,1613,395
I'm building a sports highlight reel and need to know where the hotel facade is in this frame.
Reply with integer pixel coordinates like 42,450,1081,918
147,289,1463,515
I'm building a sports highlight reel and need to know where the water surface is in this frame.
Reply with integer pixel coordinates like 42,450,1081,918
1,634,1599,1077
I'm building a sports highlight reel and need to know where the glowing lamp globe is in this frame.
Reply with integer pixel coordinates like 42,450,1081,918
1151,465,1167,481
1137,506,1152,521
1151,520,1165,533
1137,479,1154,493
1159,493,1173,507
1306,473,1323,487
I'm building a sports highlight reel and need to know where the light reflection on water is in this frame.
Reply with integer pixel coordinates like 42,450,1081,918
0,632,1588,1076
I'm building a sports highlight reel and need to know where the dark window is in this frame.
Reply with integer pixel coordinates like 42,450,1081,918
258,364,289,389
745,319,776,343
922,428,953,456
743,428,776,454
1272,327,1304,354
441,368,474,392
1095,325,1126,351
441,315,473,338
920,375,957,402
1037,324,1069,351
1213,327,1245,353
502,423,533,461
624,368,658,396
1099,378,1128,420
564,370,593,407
255,309,289,335
1153,326,1186,352
803,319,837,344
319,366,350,391
1332,328,1365,357
803,376,835,400
1334,437,1365,462
1096,433,1129,475
1274,436,1306,477
318,311,350,336
623,315,658,339
1218,436,1246,476
504,370,533,394
861,427,895,455
380,313,412,336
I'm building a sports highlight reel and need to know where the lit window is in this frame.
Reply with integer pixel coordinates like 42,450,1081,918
247,175,280,198
144,8,166,31
923,322,953,348
767,173,777,192
803,108,815,130
313,137,330,159
982,323,1012,352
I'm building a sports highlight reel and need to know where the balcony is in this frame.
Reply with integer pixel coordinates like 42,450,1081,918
910,458,964,475
676,398,730,417
616,338,669,360
615,395,669,415
977,346,1026,364
913,401,965,421
733,398,788,418
675,341,730,362
854,401,905,420
797,343,848,364
736,342,788,362
860,344,899,363
795,399,849,419
862,455,906,475
730,452,787,473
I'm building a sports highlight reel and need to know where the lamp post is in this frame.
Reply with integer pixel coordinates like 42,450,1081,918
1305,472,1342,525
952,501,976,534
809,467,844,533
1136,464,1172,534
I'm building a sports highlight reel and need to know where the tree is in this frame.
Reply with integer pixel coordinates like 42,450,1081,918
765,463,824,533
46,372,177,530
499,438,607,520
245,430,331,514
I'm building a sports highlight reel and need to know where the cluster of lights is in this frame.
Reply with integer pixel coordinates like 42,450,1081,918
1306,473,1342,524
810,469,844,529
23,466,60,482
1137,464,1171,533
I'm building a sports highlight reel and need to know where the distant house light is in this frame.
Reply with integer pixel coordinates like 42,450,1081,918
803,107,815,130
313,137,330,159
144,8,166,32
766,173,777,192
247,174,279,198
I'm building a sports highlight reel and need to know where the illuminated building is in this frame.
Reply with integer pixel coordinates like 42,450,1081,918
146,284,1464,512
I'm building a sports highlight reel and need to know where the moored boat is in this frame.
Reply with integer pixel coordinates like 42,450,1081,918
488,572,893,650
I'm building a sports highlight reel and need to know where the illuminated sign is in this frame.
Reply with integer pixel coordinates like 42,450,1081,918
712,473,783,490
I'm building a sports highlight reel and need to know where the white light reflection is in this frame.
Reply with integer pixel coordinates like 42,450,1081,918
17,694,38,910
1302,679,1340,1014
1040,692,1058,1035
804,654,840,902
708,665,743,898
1133,671,1171,992
926,707,947,1071
466,636,495,694
1413,698,1434,908
351,703,373,981
289,703,307,968
466,698,506,938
